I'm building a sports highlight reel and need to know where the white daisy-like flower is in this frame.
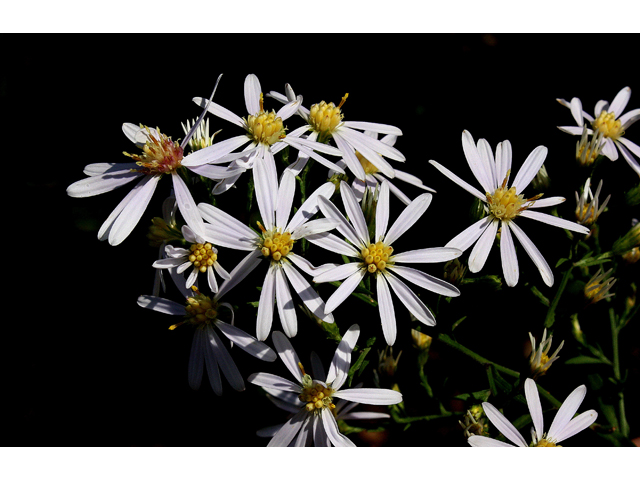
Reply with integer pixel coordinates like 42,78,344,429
197,163,339,341
557,86,640,176
152,224,230,293
248,324,402,447
189,74,345,195
66,78,230,245
430,130,591,288
268,84,406,182
468,378,597,447
528,328,564,378
328,130,435,206
137,282,276,393
311,181,461,346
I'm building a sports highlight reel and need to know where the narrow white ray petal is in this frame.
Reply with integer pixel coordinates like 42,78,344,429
384,272,435,326
286,253,337,277
499,222,519,287
601,137,619,160
380,177,412,205
185,268,198,288
392,247,462,264
334,388,403,405
321,409,356,447
323,269,366,314
248,372,302,393
206,327,245,392
462,130,494,193
256,424,283,438
213,261,231,280
267,410,307,447
318,196,363,248
276,97,302,121
620,108,640,130
276,169,296,231
314,262,362,283
192,98,245,128
291,218,339,241
390,265,460,297
340,412,390,421
310,351,326,383
375,181,390,242
326,324,360,389
616,140,640,176
570,96,585,126
275,266,297,338
203,224,255,252
244,74,262,115
384,193,432,245
552,410,598,444
547,384,587,442
476,138,498,190
313,414,332,447
349,138,397,178
468,218,499,273
528,196,566,208
558,125,590,136
482,402,528,447
342,121,402,136
181,135,252,167
509,221,554,287
82,162,139,177
288,136,342,156
393,169,435,192
282,138,346,174
446,216,493,252
153,256,188,269
524,378,544,443
292,414,313,447
215,321,276,362
428,160,486,201
272,331,304,383
188,329,204,390
282,261,334,324
468,436,515,447
108,174,161,245
122,123,158,146
137,295,185,315
257,264,277,341
172,172,206,239
609,86,631,118
286,182,336,232
253,146,278,231
618,137,640,159
332,132,366,180
511,146,548,193
305,232,360,257
519,210,590,234
339,126,405,162
66,170,142,198
377,274,397,346
495,140,512,185
198,203,258,247
340,182,371,245
202,327,223,396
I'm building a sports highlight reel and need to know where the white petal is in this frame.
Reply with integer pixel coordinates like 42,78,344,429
620,108,640,131
248,372,302,393
332,132,366,180
272,331,304,383
192,97,245,128
499,222,519,287
275,169,296,231
340,411,390,421
468,218,499,273
267,410,307,447
275,266,297,338
383,193,432,245
286,181,336,232
519,209,590,234
547,384,587,442
509,221,554,287
199,203,258,250
341,121,402,136
601,137,619,160
552,409,598,444
82,162,139,177
291,218,339,241
616,140,640,176
188,329,205,390
476,138,498,190
244,73,262,115
305,232,360,257
253,146,278,231
172,172,206,240
428,160,486,202
391,247,462,264
462,130,494,194
323,269,366,314
314,262,362,283
482,402,528,447
524,378,544,442
339,126,405,162
321,409,356,447
609,86,631,118
334,388,402,405
282,261,334,324
375,180,390,242
66,169,142,198
137,295,185,315
202,327,223,395
215,250,263,301
215,321,276,362
495,140,512,185
206,326,245,392
390,265,460,297
340,181,371,245
384,272,436,326
256,264,277,341
282,137,346,174
511,146,548,193
570,96,585,126
377,274,397,346
318,196,363,248
529,196,566,209
181,135,252,167
557,125,590,136
445,216,492,252
313,414,331,447
326,324,360,389
468,436,515,447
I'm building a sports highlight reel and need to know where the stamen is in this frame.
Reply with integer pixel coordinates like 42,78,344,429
260,228,295,263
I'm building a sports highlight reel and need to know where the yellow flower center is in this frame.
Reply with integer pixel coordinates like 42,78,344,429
486,171,541,222
297,364,336,414
244,93,286,146
188,242,218,273
592,110,624,141
535,439,560,447
170,286,218,330
125,126,184,175
575,203,598,226
308,94,348,143
258,223,294,262
361,241,394,274
356,151,379,175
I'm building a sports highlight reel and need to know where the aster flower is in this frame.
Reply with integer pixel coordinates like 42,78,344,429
152,224,230,293
248,325,402,447
328,130,435,206
311,181,461,345
197,164,339,341
189,74,345,195
66,77,230,245
430,130,590,288
584,267,617,304
528,328,564,378
468,378,597,447
181,117,221,153
137,283,276,393
557,86,640,176
575,178,610,226
268,84,406,181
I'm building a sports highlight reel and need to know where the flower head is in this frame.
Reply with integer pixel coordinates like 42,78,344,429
575,178,610,226
529,328,564,378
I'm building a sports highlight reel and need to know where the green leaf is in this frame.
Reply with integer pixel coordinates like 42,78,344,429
555,257,570,268
565,355,610,365
453,389,491,403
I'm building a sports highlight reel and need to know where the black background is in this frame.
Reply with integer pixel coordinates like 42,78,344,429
5,34,639,447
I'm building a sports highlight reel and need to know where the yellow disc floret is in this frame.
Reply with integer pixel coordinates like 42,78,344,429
124,126,184,175
298,368,336,414
592,110,624,141
361,241,393,274
258,222,295,263
169,286,218,330
244,93,286,146
534,438,560,447
356,150,379,175
486,171,542,222
188,242,218,273
308,94,348,143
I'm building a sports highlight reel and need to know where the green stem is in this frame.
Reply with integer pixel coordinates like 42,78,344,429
610,307,630,437
544,265,573,328
390,408,458,424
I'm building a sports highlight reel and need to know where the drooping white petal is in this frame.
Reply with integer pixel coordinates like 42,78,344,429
557,125,591,136
326,324,360,389
511,146,548,194
202,327,223,396
82,162,140,177
375,180,390,242
206,326,245,392
392,247,462,264
390,265,460,297
519,210,590,234
551,409,598,444
428,160,486,202
272,331,304,383
524,378,544,443
321,409,356,447
137,295,185,315
383,193,432,245
122,123,160,146
547,384,587,442
215,321,276,362
384,272,436,326
482,402,528,447
618,136,640,159
601,138,619,160
377,274,397,346
313,414,332,447
323,269,366,314
509,221,554,287
282,260,334,324
257,263,277,341
446,216,493,252
468,218,499,273
248,372,302,393
275,266,297,338
333,388,403,406
66,169,143,198
616,140,640,176
499,222,519,287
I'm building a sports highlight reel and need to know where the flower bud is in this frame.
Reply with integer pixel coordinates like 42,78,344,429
531,164,551,192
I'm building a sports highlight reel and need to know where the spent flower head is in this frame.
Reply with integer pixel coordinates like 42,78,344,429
529,328,564,378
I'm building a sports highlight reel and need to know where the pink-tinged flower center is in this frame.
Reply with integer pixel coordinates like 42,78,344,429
592,110,624,140
125,126,184,175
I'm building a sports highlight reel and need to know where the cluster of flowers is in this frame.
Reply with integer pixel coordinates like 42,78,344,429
68,74,639,446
